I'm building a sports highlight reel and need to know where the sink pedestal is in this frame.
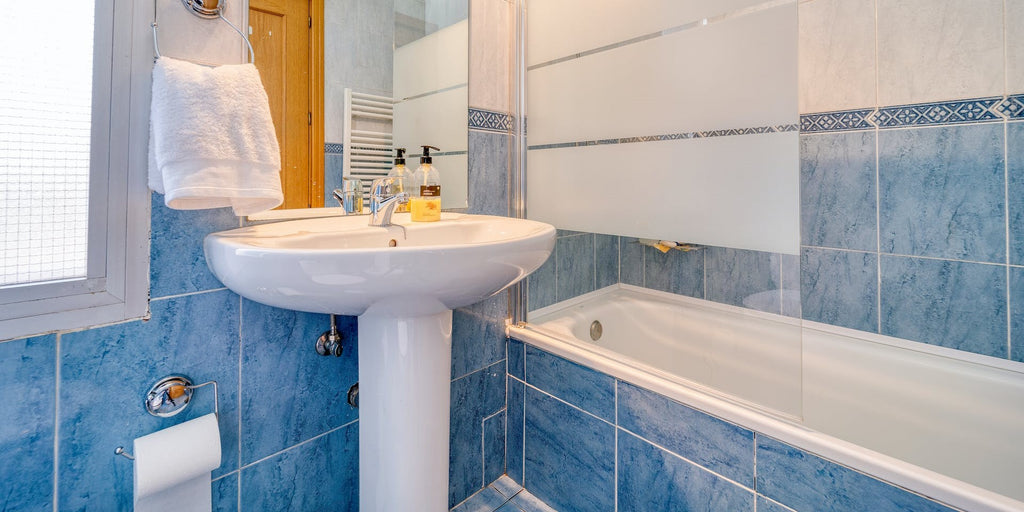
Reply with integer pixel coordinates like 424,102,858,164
358,308,453,512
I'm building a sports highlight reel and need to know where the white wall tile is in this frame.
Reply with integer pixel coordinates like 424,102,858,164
798,0,876,113
469,0,513,112
877,0,1004,105
1008,0,1024,95
527,132,800,255
527,4,797,144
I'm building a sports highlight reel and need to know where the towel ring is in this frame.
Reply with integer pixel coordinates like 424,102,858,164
152,0,255,64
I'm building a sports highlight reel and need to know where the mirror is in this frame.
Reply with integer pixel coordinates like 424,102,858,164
249,0,469,211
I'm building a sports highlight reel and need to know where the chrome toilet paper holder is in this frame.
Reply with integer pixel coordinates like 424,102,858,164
114,375,219,461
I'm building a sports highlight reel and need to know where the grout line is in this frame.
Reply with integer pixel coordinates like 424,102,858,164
614,379,619,512
802,245,1011,268
753,432,758,495
480,416,487,489
1007,102,1013,359
52,333,61,512
593,234,598,291
240,419,359,471
452,358,508,383
237,296,244,479
150,287,229,302
618,427,756,493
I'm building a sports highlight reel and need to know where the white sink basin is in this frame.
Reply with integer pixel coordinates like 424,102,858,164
203,212,555,317
203,212,555,512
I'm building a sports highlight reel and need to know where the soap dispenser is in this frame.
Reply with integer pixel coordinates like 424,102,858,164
410,145,441,222
387,148,411,213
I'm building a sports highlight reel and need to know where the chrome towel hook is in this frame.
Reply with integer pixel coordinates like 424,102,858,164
152,0,255,64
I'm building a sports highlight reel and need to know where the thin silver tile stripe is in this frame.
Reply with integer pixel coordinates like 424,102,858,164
469,108,515,133
527,0,794,71
527,124,798,151
801,94,1024,133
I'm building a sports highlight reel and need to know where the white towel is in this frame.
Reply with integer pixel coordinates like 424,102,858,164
149,57,283,216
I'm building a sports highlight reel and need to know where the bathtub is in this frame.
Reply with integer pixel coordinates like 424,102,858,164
509,284,1024,512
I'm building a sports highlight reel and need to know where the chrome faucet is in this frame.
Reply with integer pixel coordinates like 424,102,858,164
368,177,410,228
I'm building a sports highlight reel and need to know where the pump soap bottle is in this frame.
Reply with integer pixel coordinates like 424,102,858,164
387,148,411,213
410,145,442,222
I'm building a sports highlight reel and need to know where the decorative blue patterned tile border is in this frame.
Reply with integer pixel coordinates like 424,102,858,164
324,142,344,154
469,108,515,133
803,95,1023,133
528,124,798,151
1000,94,1024,119
873,97,1002,127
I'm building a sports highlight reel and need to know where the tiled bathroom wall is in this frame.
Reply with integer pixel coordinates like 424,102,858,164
531,0,1024,366
798,0,1024,362
0,0,517,510
505,339,960,512
528,232,801,319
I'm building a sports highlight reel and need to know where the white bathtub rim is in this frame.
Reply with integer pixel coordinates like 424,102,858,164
508,323,1024,512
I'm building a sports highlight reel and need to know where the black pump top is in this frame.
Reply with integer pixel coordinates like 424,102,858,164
394,148,406,165
420,145,439,164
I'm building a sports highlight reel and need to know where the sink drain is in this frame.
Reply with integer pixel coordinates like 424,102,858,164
590,320,603,341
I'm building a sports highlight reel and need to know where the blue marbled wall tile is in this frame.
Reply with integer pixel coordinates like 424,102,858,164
523,387,615,512
1007,122,1024,265
506,377,525,485
508,338,525,380
1013,267,1024,363
757,495,796,512
484,411,506,486
617,381,754,487
620,237,644,287
879,124,1005,263
0,335,55,512
800,131,878,251
556,229,587,237
452,487,508,512
59,291,240,511
617,431,754,512
643,245,704,298
525,346,615,422
490,475,523,499
800,248,879,333
452,293,508,379
468,130,510,217
213,472,238,512
527,252,556,312
705,247,781,314
757,436,956,512
881,256,1007,358
450,360,507,508
555,234,596,301
509,489,558,512
150,193,238,298
324,152,345,207
240,300,358,463
595,234,619,289
780,253,802,319
240,423,359,512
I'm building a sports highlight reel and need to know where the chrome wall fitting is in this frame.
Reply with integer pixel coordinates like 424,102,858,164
144,376,220,418
316,315,344,357
114,447,135,461
181,0,221,19
347,383,359,408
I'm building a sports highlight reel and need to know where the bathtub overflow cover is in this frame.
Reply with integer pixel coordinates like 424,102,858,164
590,320,603,341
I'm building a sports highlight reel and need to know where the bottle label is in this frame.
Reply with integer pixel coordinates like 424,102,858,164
420,185,440,197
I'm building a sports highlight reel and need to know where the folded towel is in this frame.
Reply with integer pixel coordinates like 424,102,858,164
149,57,283,216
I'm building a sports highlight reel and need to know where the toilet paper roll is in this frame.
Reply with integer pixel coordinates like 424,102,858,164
133,413,222,512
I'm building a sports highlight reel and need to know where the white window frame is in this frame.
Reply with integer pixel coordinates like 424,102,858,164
0,0,151,341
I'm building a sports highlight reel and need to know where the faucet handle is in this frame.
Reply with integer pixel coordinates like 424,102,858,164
370,177,398,198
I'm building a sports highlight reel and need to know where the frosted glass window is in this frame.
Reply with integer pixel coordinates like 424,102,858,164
0,2,95,286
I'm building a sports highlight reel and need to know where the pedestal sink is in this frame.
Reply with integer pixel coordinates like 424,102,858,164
203,212,555,511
